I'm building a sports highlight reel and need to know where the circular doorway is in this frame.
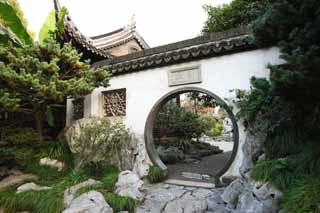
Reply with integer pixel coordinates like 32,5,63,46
144,87,239,183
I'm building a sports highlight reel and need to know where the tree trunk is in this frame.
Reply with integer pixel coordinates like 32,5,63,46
176,95,181,107
35,110,44,143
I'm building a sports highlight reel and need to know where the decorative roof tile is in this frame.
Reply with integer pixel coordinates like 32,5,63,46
93,27,256,75
53,0,149,62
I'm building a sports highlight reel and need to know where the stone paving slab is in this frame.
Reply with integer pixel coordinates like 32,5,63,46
137,183,227,213
165,179,215,189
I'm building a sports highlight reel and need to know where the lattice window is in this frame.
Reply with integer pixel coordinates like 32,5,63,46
103,89,126,117
73,98,84,120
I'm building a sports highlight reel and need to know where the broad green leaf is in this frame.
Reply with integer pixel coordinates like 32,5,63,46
0,23,22,45
39,10,56,45
56,6,68,33
0,0,33,45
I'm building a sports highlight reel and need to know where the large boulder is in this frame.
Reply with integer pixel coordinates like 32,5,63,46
39,158,64,171
239,130,265,177
157,146,185,164
132,142,150,178
0,174,38,191
235,191,272,213
115,170,144,201
63,191,113,213
17,182,50,193
221,178,283,213
253,181,283,202
221,178,246,206
64,179,101,208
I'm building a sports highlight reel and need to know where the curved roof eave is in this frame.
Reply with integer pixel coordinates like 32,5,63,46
53,0,112,61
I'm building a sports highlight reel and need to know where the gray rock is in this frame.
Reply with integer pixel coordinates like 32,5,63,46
0,174,38,191
164,192,207,213
207,205,229,213
132,142,150,178
39,158,64,171
64,179,100,208
63,191,113,213
239,130,265,177
253,181,283,201
115,170,144,201
207,191,225,211
192,188,213,199
157,146,185,164
235,191,276,213
17,182,50,193
221,178,246,206
136,184,186,213
258,153,266,162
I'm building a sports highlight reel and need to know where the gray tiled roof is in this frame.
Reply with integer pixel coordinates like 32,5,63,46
53,0,148,60
93,27,255,75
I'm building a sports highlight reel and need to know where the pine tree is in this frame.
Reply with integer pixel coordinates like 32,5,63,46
0,38,111,141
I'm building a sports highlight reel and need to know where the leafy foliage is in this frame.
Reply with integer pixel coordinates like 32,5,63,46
69,118,130,170
39,10,56,45
202,0,273,33
251,159,294,191
104,193,138,213
282,177,320,213
0,172,88,213
75,167,137,213
147,165,168,183
0,127,39,145
0,39,111,140
154,103,212,139
252,144,320,212
205,0,320,211
0,0,32,45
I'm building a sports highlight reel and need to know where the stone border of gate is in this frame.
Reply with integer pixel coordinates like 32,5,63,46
144,87,239,184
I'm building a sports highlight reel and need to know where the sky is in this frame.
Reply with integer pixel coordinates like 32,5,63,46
19,0,232,47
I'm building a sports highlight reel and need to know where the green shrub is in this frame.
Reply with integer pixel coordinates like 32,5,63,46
45,140,74,168
0,128,39,145
147,165,168,183
202,0,272,33
75,188,137,212
81,161,108,179
68,118,131,171
282,177,320,213
0,189,44,213
0,172,88,213
104,192,138,213
156,137,192,151
74,168,136,213
251,159,294,191
24,163,67,186
154,103,210,139
101,167,120,191
212,119,223,137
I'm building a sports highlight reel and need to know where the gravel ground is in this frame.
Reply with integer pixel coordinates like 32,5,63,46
167,151,232,182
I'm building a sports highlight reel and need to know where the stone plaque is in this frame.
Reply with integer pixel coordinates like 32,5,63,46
168,65,202,86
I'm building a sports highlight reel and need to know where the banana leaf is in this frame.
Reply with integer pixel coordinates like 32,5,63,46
0,0,32,45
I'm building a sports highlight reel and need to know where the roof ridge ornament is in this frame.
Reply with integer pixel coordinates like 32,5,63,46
127,14,136,31
53,0,61,13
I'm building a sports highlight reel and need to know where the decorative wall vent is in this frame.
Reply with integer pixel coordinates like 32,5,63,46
72,98,84,120
103,89,126,117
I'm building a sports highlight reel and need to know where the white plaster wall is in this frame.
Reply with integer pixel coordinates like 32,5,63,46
67,47,284,177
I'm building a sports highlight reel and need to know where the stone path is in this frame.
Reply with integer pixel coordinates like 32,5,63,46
167,151,232,182
137,183,228,213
